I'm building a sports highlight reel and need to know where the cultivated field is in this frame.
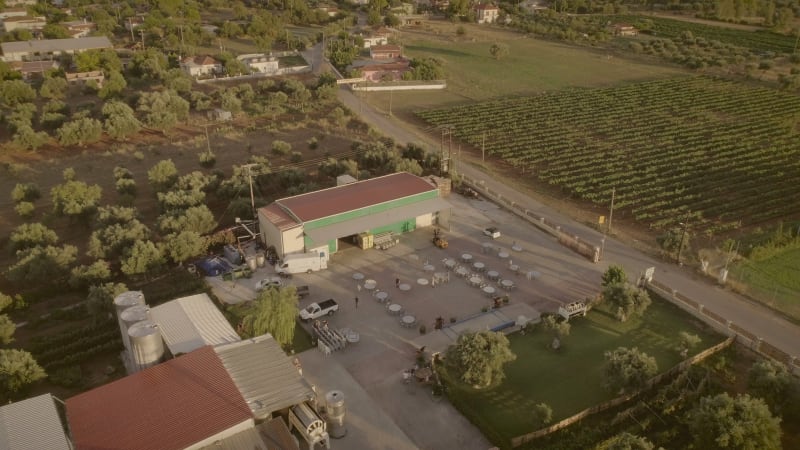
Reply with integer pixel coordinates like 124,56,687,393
416,76,800,238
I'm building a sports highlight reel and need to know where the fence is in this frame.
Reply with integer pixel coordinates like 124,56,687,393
460,175,600,262
510,337,734,447
647,279,798,374
350,80,447,91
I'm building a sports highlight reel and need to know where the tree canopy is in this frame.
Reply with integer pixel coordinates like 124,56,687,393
603,346,658,393
50,180,103,219
601,265,628,286
603,283,651,322
598,432,655,450
446,330,516,388
9,223,59,253
686,393,781,450
240,287,299,348
0,349,46,398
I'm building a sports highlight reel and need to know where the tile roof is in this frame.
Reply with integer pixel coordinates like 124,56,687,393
271,172,437,223
0,394,71,450
150,293,241,356
66,346,252,450
182,55,220,66
214,335,315,420
370,44,402,52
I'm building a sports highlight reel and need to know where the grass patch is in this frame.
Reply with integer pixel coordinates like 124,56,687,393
442,296,725,448
732,246,800,321
278,54,308,67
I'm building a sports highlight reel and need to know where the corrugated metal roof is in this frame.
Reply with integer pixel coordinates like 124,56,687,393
67,346,253,450
214,335,315,420
259,202,301,231
199,418,299,450
1,36,112,54
0,394,71,450
273,172,437,223
151,293,241,355
304,197,451,245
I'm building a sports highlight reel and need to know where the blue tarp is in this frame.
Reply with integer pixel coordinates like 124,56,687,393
195,256,234,277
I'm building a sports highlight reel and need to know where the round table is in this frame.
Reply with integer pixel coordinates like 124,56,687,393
498,252,509,259
500,279,515,290
482,286,496,297
473,262,485,272
423,264,435,272
434,272,448,283
444,259,456,269
417,278,429,286
346,331,360,343
455,267,468,277
468,276,482,287
364,279,377,290
399,283,411,291
482,242,493,254
461,253,473,263
487,270,500,281
401,315,416,327
388,303,403,315
510,264,520,273
512,244,523,252
352,272,365,280
376,291,389,303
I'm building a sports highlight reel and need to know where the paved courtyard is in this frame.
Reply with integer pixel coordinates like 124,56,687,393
211,193,602,450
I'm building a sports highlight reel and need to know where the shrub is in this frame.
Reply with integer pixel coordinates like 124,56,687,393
14,201,35,218
199,150,216,168
290,152,303,163
307,137,318,149
272,140,292,155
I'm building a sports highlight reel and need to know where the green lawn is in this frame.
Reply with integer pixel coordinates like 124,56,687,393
733,245,800,322
443,296,725,448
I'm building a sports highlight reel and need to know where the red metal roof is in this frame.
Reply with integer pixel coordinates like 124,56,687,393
66,346,252,450
273,172,437,222
259,202,300,231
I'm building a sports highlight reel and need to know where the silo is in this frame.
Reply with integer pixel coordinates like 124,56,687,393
114,291,145,352
246,255,257,271
119,305,150,353
325,390,347,438
128,320,164,373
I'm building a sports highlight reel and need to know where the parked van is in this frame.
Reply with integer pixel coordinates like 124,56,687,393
275,252,328,275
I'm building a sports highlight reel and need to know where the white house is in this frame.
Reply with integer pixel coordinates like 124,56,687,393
474,3,500,24
180,55,223,77
237,53,279,74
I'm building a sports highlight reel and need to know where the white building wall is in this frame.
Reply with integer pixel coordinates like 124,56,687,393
281,227,306,256
415,213,433,228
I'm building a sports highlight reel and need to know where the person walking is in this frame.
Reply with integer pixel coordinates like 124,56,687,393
395,277,400,288
357,283,362,292
355,297,359,309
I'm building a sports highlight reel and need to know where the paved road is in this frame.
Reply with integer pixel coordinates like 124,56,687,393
333,80,800,359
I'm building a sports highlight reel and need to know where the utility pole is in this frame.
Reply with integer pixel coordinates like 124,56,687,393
607,187,616,234
676,214,690,266
203,124,212,154
139,29,145,51
482,132,486,162
128,17,135,43
388,88,393,117
242,163,259,219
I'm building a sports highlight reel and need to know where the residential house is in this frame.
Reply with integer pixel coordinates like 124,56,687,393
474,3,500,24
370,44,402,60
66,70,105,87
11,60,60,79
208,108,233,122
347,0,369,5
1,16,47,33
358,60,411,82
317,5,340,17
5,0,37,6
237,53,279,74
63,19,96,38
0,36,113,62
362,32,389,48
612,23,638,37
521,0,548,13
180,55,223,77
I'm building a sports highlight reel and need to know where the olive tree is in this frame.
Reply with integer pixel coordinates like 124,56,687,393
603,283,651,322
164,231,207,265
85,282,128,324
0,349,46,398
446,330,516,388
103,100,141,140
56,117,103,147
603,346,658,393
686,393,781,450
9,223,59,253
7,244,77,283
120,240,164,278
50,179,103,220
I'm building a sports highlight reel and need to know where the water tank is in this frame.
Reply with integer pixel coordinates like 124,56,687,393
119,305,150,353
245,255,257,271
128,320,164,373
114,291,145,352
224,245,242,265
256,253,266,268
325,390,347,438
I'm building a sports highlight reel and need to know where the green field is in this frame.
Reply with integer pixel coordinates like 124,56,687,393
443,296,725,448
372,28,683,113
416,76,800,237
732,244,800,321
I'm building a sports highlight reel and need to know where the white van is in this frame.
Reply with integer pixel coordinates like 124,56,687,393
275,252,328,275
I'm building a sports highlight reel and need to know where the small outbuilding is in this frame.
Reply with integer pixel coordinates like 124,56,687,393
150,293,241,356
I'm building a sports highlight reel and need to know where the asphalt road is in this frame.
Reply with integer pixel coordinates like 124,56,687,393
319,59,800,359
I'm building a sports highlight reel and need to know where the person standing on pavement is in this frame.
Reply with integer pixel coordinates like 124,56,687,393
395,277,400,288
355,297,359,309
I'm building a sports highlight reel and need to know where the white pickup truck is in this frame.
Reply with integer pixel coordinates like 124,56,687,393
299,299,339,322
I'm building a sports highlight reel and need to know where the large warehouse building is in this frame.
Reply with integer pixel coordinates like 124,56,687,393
258,172,451,257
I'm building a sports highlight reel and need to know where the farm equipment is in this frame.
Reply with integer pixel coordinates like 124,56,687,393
432,229,448,249
456,185,479,199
